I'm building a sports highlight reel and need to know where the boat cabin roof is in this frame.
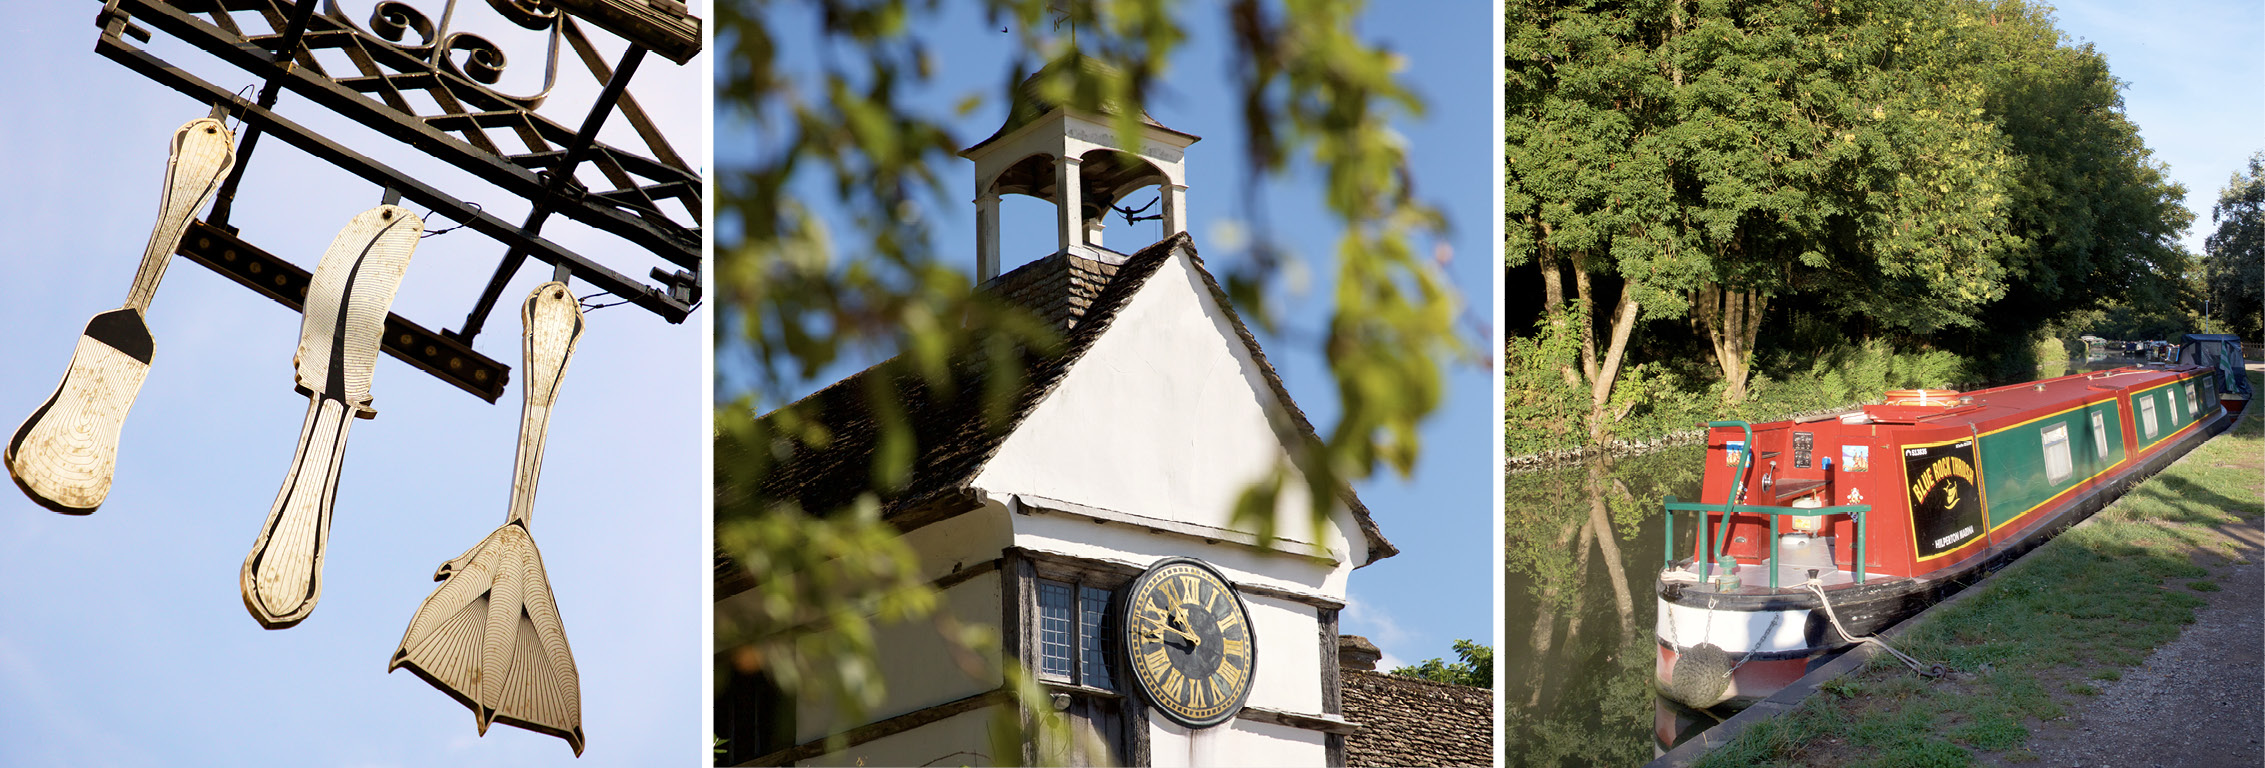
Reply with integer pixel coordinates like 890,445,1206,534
1854,366,2200,431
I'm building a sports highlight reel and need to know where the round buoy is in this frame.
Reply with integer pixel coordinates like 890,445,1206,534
1664,642,1735,709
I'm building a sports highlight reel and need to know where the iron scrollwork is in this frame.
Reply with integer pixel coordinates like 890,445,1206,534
98,0,702,344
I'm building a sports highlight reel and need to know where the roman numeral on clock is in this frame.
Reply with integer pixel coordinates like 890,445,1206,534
1217,656,1245,689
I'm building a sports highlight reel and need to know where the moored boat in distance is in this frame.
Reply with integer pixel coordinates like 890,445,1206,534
1653,348,2243,712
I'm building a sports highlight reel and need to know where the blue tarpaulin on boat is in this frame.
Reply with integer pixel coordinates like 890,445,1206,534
2177,334,2253,398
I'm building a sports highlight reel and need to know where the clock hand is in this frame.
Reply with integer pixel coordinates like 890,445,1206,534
1147,621,1202,645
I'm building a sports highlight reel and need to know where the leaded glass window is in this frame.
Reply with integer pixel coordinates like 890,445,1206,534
1036,578,1117,691
1079,585,1113,690
1038,580,1075,680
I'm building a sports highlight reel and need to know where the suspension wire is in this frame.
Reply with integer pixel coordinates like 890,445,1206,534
419,201,482,237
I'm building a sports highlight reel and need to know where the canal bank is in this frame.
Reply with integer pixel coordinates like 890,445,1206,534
1652,368,2262,768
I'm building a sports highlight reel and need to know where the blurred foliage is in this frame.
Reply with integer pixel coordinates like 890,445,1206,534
714,0,1462,761
2204,151,2264,338
1389,639,1493,688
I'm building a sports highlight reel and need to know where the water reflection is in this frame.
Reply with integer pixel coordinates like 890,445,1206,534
1502,448,1702,766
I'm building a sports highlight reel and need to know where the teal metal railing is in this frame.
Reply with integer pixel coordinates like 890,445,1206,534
1662,420,1874,589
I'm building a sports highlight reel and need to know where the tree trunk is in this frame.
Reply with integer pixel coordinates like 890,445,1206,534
1586,458,1636,635
1536,222,1581,388
1588,286,1642,444
1694,281,1769,405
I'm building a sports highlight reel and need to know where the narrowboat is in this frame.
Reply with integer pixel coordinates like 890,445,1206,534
1653,349,2247,712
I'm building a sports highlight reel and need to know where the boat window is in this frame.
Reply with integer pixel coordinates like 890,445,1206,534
2140,396,2158,440
2042,423,2073,484
2185,383,2197,417
2090,411,2109,460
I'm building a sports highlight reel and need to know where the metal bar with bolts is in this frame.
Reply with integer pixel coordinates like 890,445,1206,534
176,221,510,401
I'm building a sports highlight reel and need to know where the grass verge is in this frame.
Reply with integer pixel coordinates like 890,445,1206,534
1691,371,2264,768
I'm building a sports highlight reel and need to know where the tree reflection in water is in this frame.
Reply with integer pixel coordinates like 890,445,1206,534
1503,447,1703,767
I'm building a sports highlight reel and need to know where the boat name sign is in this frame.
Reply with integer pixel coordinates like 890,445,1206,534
1904,440,1985,558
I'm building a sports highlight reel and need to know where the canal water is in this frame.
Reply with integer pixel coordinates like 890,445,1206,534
1500,358,2139,767
1502,447,1703,767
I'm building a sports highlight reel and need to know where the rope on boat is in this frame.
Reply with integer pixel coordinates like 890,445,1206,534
1805,581,1945,678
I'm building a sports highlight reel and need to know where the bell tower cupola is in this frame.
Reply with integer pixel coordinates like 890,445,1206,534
960,56,1200,282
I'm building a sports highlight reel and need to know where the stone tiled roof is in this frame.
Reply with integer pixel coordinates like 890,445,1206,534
715,235,1395,595
1342,670,1494,767
984,249,1120,331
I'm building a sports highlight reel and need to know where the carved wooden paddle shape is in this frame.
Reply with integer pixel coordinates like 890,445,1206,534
391,282,585,755
240,205,424,629
6,117,236,514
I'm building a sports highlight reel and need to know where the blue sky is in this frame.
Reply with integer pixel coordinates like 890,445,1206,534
716,4,1497,672
2049,0,2264,260
0,3,703,766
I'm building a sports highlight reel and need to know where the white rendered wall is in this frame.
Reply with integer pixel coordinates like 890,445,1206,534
791,570,1004,743
1012,511,1340,597
900,503,1015,581
1243,594,1324,714
1147,715,1328,767
800,706,1003,767
970,248,1366,576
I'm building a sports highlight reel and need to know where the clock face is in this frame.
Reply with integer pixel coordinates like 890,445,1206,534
1118,557,1256,728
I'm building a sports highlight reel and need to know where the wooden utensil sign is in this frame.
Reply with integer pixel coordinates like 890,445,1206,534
241,205,424,629
6,117,236,513
391,282,585,755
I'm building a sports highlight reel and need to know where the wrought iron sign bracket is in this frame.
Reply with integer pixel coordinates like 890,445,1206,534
97,33,691,324
91,0,702,367
100,0,698,271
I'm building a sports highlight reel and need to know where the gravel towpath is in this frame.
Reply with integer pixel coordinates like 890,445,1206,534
2005,451,2264,767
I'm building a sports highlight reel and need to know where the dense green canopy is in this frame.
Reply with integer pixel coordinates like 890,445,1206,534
1506,0,2197,447
2206,153,2265,336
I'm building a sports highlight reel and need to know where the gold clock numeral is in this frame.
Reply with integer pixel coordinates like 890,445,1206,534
1162,668,1187,702
1176,574,1200,604
1202,582,1218,612
1216,656,1245,690
1216,608,1243,632
1221,637,1248,658
1188,677,1209,710
1144,646,1171,675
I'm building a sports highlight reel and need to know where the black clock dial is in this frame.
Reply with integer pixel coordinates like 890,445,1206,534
1118,557,1255,728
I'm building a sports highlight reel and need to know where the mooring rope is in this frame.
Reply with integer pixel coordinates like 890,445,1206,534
1805,581,1945,677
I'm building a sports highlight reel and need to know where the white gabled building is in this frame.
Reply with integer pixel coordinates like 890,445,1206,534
717,62,1395,767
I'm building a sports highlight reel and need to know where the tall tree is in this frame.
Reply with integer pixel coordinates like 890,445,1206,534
1932,0,2193,372
1506,0,2014,427
1506,0,1699,443
2206,152,2265,336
